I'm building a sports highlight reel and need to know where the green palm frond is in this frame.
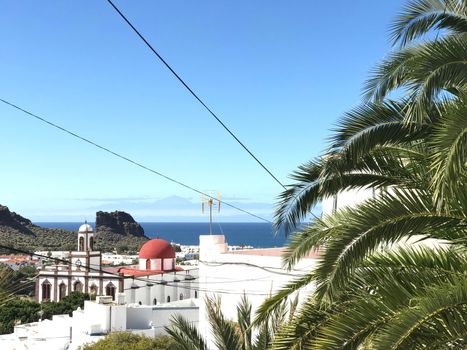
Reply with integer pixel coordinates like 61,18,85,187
206,296,243,350
351,245,467,307
364,35,467,118
329,99,431,157
165,314,207,350
274,159,323,233
429,97,467,209
311,189,465,302
391,0,467,46
253,298,292,350
373,277,467,350
278,246,466,350
0,267,34,307
271,297,333,350
281,223,327,270
237,294,253,350
253,272,315,325
275,149,426,234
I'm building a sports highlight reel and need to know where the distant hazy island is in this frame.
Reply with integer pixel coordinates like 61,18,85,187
0,205,148,254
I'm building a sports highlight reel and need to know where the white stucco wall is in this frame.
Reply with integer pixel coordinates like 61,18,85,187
198,235,316,347
126,299,199,336
322,188,374,217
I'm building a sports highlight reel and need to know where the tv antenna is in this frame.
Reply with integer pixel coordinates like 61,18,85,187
202,192,221,235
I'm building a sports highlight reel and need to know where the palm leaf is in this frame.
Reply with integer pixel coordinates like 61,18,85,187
165,314,207,350
391,0,467,46
205,296,243,350
372,277,467,350
429,96,467,209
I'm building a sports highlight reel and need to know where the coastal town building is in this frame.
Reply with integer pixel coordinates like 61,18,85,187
101,253,138,266
197,234,318,347
0,254,40,270
35,223,198,305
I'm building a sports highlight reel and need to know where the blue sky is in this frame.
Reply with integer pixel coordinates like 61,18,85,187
0,0,404,221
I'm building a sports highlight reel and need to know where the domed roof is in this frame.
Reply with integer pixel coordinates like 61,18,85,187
78,223,93,233
139,239,175,259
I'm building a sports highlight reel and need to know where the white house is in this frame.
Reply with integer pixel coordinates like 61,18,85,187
197,234,319,347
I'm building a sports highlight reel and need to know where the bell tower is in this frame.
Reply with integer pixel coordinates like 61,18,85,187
77,221,94,252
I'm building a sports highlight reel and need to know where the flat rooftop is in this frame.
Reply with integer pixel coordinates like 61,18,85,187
226,247,320,259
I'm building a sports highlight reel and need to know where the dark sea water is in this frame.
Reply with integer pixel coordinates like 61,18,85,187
35,222,288,248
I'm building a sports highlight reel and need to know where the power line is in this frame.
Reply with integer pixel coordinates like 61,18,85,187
105,0,287,191
0,98,271,223
0,244,298,296
199,260,303,277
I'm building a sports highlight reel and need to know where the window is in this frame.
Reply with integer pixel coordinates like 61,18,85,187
74,281,83,292
89,284,98,295
78,236,85,251
195,291,198,298
106,283,116,301
179,293,184,300
89,237,94,250
59,283,67,300
153,298,157,305
41,281,51,301
167,296,171,303
146,259,151,270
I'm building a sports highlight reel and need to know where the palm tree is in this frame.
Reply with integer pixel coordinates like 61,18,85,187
0,266,35,307
166,295,294,350
364,0,467,122
256,1,467,348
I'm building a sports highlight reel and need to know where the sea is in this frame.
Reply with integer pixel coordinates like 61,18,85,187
35,222,288,248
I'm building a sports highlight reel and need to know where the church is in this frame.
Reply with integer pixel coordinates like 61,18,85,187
36,223,198,305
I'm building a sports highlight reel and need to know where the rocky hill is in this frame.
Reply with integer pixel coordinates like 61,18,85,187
96,211,146,237
0,205,148,254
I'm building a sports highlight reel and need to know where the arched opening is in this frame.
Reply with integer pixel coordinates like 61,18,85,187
41,281,51,301
195,291,198,298
106,282,116,301
167,296,171,303
74,280,83,292
179,293,184,300
146,259,151,270
89,236,94,251
89,284,98,297
78,236,85,251
153,298,157,305
59,283,67,300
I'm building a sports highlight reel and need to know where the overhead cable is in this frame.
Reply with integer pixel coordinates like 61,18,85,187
0,98,271,223
106,0,287,190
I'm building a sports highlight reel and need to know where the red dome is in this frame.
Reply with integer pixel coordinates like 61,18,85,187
139,239,175,259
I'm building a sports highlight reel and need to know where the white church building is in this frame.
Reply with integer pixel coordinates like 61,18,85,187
36,223,198,305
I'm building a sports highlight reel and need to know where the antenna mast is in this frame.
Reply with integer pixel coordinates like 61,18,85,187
202,192,221,235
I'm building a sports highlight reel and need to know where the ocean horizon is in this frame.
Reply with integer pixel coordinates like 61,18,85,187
35,222,288,248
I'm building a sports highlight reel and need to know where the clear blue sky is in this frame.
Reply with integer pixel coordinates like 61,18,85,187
0,0,404,221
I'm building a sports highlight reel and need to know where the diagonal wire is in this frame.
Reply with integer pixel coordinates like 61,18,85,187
105,0,287,190
0,98,271,223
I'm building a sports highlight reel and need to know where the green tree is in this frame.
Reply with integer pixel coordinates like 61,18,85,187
258,1,467,349
0,292,90,335
41,292,90,319
0,298,41,334
80,332,175,350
